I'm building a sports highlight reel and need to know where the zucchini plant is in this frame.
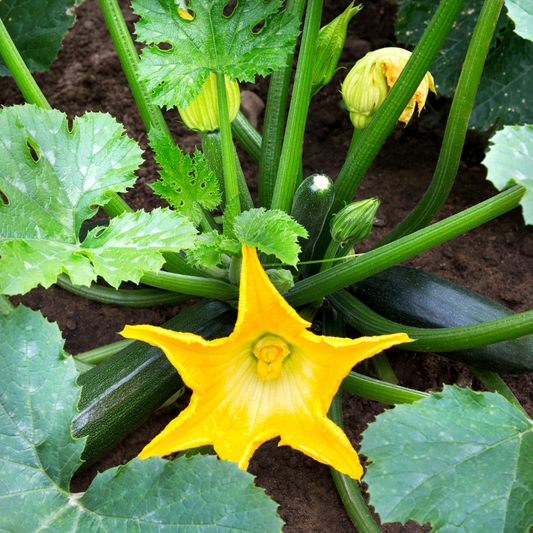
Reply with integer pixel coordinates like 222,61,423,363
1,0,533,531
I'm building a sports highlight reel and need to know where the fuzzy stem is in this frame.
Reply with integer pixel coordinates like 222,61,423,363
373,0,505,248
270,0,324,213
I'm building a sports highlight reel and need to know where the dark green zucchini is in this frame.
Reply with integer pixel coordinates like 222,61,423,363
290,174,335,274
72,300,237,465
350,266,533,374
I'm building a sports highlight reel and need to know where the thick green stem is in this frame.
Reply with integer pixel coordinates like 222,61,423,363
313,0,467,259
216,72,241,235
56,274,192,307
285,185,525,306
323,307,383,532
141,270,238,299
328,393,383,533
0,18,51,109
373,0,505,248
231,111,262,163
340,371,429,404
467,366,529,416
330,290,533,352
259,0,307,208
163,252,210,278
270,0,324,213
372,353,399,385
0,295,15,315
75,339,135,365
98,0,173,140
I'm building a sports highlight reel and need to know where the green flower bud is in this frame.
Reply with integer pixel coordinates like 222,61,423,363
311,2,362,96
179,73,241,132
341,47,436,129
265,268,294,295
330,198,380,243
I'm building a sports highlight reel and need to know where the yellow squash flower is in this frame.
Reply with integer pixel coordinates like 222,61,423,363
121,246,410,479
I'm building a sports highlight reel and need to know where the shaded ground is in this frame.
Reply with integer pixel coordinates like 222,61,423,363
2,1,533,531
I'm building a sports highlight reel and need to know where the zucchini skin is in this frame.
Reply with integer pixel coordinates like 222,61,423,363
350,266,533,374
290,174,335,273
72,300,237,465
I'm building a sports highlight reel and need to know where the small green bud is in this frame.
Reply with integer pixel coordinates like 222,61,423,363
311,2,362,96
330,198,380,243
266,268,294,294
179,73,241,132
341,47,436,129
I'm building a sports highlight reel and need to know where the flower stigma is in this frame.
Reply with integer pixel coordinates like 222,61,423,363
253,335,291,380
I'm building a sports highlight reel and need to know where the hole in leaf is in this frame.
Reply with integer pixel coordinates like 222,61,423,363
200,182,206,188
223,0,237,17
0,189,8,205
157,42,173,51
179,1,195,19
177,187,182,193
95,228,106,237
190,179,196,186
252,18,266,34
27,141,39,162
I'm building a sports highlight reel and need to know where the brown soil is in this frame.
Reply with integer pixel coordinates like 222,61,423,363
2,1,533,532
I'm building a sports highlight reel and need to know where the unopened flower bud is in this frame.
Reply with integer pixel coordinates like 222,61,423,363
179,72,241,132
311,2,362,96
341,47,435,129
330,198,380,243
265,269,294,294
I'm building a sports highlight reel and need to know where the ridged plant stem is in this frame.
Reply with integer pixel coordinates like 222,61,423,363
313,0,467,260
330,290,533,352
98,0,173,141
259,0,307,208
270,0,324,213
285,185,525,306
231,111,262,162
373,0,505,248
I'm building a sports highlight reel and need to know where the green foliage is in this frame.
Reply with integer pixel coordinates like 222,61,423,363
483,124,533,224
234,208,308,267
0,0,78,76
505,0,533,41
361,385,533,533
0,105,197,294
149,130,221,225
0,305,285,532
395,0,533,131
187,230,239,269
133,0,300,109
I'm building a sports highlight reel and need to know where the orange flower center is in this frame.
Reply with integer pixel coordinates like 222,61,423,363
252,335,291,381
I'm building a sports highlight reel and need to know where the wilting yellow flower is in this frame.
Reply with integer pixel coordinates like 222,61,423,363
121,246,410,479
342,47,436,129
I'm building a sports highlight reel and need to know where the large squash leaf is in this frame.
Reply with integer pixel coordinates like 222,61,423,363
133,0,300,108
361,385,533,533
0,305,284,532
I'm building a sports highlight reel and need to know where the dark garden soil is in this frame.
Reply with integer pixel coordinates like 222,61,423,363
2,1,533,531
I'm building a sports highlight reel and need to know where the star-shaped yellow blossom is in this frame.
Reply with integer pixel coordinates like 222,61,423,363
121,246,411,479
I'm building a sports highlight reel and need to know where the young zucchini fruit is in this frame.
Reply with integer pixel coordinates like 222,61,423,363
290,174,335,275
350,266,533,374
72,300,237,466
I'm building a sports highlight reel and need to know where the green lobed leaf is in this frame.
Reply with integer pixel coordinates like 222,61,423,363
234,208,308,266
0,209,198,293
360,385,533,533
133,0,300,109
149,130,221,225
0,0,78,76
0,305,285,532
395,0,509,98
505,0,533,42
483,124,533,224
187,230,240,269
0,105,142,240
0,105,198,294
